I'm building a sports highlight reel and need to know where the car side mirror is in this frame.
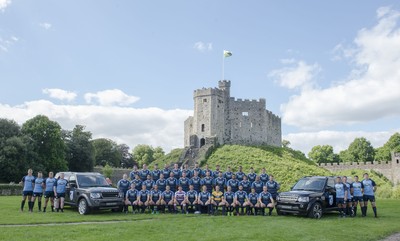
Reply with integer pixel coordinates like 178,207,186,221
70,183,76,188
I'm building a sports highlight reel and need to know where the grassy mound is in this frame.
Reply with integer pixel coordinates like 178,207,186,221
152,148,184,167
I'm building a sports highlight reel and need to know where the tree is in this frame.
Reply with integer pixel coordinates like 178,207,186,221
282,140,291,148
117,144,135,168
92,138,121,167
346,137,375,163
133,144,155,166
308,145,339,164
21,115,67,173
153,146,165,161
375,133,400,161
65,125,95,172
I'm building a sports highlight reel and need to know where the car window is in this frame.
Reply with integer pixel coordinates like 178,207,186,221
292,178,325,191
77,174,109,187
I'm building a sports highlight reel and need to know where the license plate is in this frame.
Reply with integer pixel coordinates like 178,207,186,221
280,205,292,209
106,202,117,206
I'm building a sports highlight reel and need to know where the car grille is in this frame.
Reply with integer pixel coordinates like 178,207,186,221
279,194,298,202
102,192,119,198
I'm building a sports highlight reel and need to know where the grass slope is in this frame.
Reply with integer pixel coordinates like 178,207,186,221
0,196,399,241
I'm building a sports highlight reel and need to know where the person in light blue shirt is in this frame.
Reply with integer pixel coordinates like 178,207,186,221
351,175,364,216
20,168,35,212
31,171,45,212
362,173,377,217
54,173,68,212
342,176,353,216
43,171,56,212
334,176,348,217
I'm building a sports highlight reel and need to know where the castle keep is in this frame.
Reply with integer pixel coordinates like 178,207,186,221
184,80,282,148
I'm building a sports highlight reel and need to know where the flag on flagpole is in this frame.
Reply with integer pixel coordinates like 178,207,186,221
223,50,232,58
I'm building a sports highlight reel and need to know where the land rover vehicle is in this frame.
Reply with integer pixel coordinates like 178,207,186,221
276,176,338,219
55,172,123,215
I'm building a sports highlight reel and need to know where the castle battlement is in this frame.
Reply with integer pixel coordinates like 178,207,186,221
193,87,224,97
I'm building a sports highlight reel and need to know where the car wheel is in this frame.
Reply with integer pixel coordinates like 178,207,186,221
276,208,283,216
78,198,90,215
308,202,323,219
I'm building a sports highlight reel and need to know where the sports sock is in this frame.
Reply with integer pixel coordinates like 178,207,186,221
364,206,368,216
373,207,377,217
51,206,54,212
261,208,265,216
21,200,25,211
222,206,226,215
246,206,250,215
354,207,357,216
269,207,273,216
235,206,239,214
38,202,42,211
43,207,46,212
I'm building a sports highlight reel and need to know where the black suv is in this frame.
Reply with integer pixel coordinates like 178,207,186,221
276,176,338,219
55,172,123,215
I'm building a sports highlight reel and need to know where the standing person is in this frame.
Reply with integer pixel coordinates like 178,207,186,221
214,172,226,191
196,185,211,214
178,172,191,192
235,166,246,182
247,167,257,183
222,186,235,216
211,185,224,215
190,171,202,192
240,175,251,194
191,163,202,178
174,185,187,214
162,164,171,179
171,163,181,179
259,168,269,184
137,184,150,213
117,174,130,213
185,184,198,213
224,166,233,181
143,174,155,191
54,173,68,212
156,173,167,192
351,175,364,216
125,183,138,214
203,164,213,178
161,185,174,213
139,164,151,181
201,171,214,193
213,165,222,179
227,174,240,193
131,175,143,191
152,163,161,181
266,175,280,201
257,186,275,216
31,171,45,212
182,164,192,179
342,176,353,216
362,173,378,218
251,175,264,194
129,165,140,181
43,172,57,212
20,169,35,212
247,187,259,215
334,176,348,217
234,185,248,216
167,172,178,192
149,185,162,214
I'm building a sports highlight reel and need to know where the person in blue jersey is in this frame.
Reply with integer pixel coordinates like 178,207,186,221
247,187,259,215
362,173,378,217
156,173,167,192
162,163,171,178
342,176,353,216
125,183,139,214
202,164,213,178
129,165,140,181
224,166,233,181
167,172,178,192
351,175,364,217
117,174,131,213
190,170,202,192
139,164,151,181
214,172,226,191
137,184,150,213
227,174,240,193
213,165,222,179
182,164,192,179
251,175,264,194
265,175,280,201
161,185,175,213
235,166,246,182
247,167,257,183
201,171,214,193
43,172,56,212
152,163,161,181
54,173,68,212
131,174,143,191
143,174,155,191
149,184,162,214
221,185,235,216
334,176,348,217
210,185,224,215
197,185,212,214
191,163,202,178
171,163,181,179
185,184,198,213
20,168,35,212
178,171,191,192
31,171,45,212
174,185,187,214
259,168,269,184
234,185,248,216
257,186,275,216
240,175,251,194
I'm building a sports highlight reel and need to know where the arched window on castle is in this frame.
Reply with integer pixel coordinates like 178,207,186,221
201,124,205,132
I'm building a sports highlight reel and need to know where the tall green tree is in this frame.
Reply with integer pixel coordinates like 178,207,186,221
21,115,67,173
375,133,400,161
65,125,95,172
117,143,135,168
308,145,339,164
345,137,375,163
92,138,121,167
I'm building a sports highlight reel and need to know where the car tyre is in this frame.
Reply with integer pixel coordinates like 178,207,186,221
308,202,323,219
78,198,90,215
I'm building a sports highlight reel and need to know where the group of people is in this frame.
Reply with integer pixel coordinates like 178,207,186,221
20,169,67,213
334,173,378,218
117,163,280,216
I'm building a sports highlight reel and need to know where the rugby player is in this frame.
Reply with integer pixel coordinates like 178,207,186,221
125,183,138,214
137,184,150,213
259,168,269,184
161,185,174,213
117,174,130,213
174,185,187,214
247,187,259,215
139,164,151,181
185,184,198,213
131,174,143,191
143,174,155,191
178,172,190,192
211,185,224,215
43,171,56,212
171,163,181,179
342,176,353,216
162,163,171,178
202,164,213,178
251,175,264,194
213,165,222,179
155,173,167,192
151,163,161,181
190,170,202,192
257,186,274,216
197,185,212,214
362,173,377,218
334,176,348,217
129,165,140,181
227,174,240,193
149,184,162,214
20,168,35,212
266,175,280,201
240,175,251,194
234,185,248,215
182,164,192,179
54,173,68,212
224,166,233,181
191,163,202,178
214,172,226,191
247,167,257,183
167,172,178,192
351,175,364,216
201,171,214,193
222,186,235,216
235,166,246,182
31,171,45,212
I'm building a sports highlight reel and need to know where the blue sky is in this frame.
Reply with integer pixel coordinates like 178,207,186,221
1,0,400,155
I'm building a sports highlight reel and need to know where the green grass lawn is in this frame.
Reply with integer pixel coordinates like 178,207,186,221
0,196,399,241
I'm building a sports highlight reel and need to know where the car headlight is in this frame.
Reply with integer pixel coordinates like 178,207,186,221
297,196,309,202
90,193,102,199
276,195,280,201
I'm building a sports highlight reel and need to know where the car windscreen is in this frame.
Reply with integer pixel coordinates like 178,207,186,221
77,174,110,188
292,178,325,191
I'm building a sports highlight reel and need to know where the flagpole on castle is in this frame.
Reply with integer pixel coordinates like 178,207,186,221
222,50,232,81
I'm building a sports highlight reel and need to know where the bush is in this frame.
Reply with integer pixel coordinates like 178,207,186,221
102,164,113,178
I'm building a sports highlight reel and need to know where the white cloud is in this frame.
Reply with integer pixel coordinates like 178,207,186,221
0,100,192,152
284,130,397,156
0,0,11,12
42,88,77,102
84,89,140,106
39,22,52,30
269,60,320,90
280,6,400,129
193,41,213,52
0,35,18,53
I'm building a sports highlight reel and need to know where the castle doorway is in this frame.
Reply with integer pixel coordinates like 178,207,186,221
200,138,205,148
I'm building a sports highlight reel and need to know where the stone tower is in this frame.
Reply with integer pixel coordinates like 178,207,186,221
184,80,282,148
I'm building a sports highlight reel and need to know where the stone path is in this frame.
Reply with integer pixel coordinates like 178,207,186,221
379,233,400,241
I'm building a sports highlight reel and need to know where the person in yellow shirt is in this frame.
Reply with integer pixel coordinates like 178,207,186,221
211,185,224,215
